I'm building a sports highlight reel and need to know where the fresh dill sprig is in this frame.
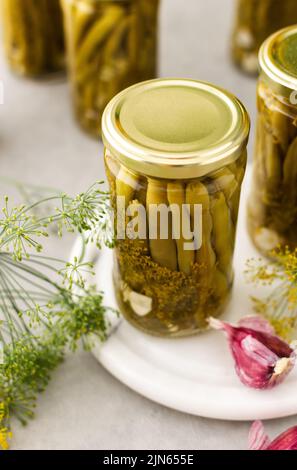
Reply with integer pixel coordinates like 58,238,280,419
0,181,117,449
0,279,117,427
59,257,95,290
245,247,297,341
0,181,114,261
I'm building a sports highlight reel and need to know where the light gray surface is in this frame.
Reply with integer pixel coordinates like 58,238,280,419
1,0,296,451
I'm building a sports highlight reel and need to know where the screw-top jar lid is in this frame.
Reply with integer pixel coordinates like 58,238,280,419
259,25,297,98
102,79,250,179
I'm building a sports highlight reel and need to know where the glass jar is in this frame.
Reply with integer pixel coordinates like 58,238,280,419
61,0,160,137
2,0,65,77
248,26,297,255
102,79,250,337
231,0,297,75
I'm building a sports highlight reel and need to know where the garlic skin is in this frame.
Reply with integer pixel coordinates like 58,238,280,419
209,316,296,389
248,420,271,450
249,421,297,450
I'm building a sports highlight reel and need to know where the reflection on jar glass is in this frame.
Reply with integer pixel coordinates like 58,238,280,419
2,0,65,77
61,0,160,137
102,79,250,338
231,0,297,75
248,26,297,256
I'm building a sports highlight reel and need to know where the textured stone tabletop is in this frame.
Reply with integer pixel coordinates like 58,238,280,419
1,0,296,450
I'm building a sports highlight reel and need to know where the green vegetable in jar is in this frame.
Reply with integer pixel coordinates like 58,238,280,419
106,151,246,337
2,0,65,77
231,0,297,74
62,0,160,137
102,78,250,337
247,26,297,255
248,82,297,253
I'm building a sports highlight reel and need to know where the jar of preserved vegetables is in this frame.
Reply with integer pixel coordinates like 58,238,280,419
2,0,65,77
248,26,297,255
102,79,250,337
62,0,160,137
232,0,297,74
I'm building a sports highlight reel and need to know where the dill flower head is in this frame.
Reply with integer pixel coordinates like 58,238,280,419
0,180,117,448
246,247,297,341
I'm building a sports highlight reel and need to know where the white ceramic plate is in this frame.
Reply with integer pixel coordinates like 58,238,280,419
70,172,297,421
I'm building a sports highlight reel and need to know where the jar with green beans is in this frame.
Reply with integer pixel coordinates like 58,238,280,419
231,0,297,75
248,26,297,255
102,79,250,337
2,0,65,77
62,0,160,137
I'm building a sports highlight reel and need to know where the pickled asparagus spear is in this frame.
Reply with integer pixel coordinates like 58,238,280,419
115,166,139,240
186,181,229,308
76,5,124,68
211,168,238,201
256,115,269,187
167,182,195,275
210,191,234,280
283,136,297,206
230,150,247,183
104,150,120,198
185,181,216,275
116,166,139,208
103,16,130,62
211,167,240,224
136,180,148,208
146,179,177,271
126,199,149,253
272,109,290,152
74,5,94,47
99,13,133,108
230,166,245,222
228,151,247,223
264,132,282,192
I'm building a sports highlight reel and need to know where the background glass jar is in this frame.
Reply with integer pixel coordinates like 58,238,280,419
2,0,65,77
62,0,160,137
248,26,297,255
102,79,250,337
231,0,297,75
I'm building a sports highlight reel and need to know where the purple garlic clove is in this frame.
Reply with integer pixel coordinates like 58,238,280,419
209,316,296,390
249,420,297,450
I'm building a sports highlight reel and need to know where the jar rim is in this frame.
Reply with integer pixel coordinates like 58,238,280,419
259,25,297,98
102,78,250,179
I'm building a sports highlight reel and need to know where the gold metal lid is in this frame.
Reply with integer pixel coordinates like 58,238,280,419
259,26,297,98
102,79,250,179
